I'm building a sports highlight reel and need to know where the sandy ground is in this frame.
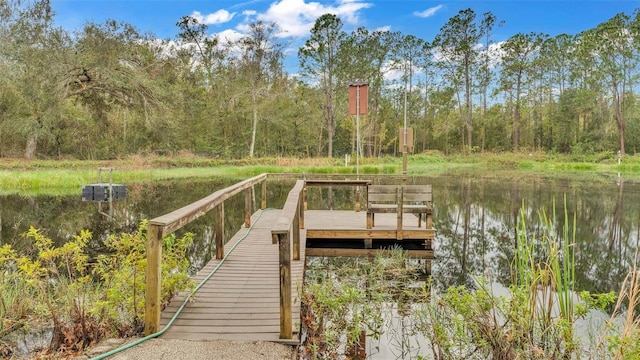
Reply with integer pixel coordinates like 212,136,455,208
78,338,296,360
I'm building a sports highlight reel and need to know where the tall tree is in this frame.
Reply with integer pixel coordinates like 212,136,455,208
3,0,70,158
298,14,346,158
392,34,425,153
176,15,229,155
69,20,164,158
234,21,284,158
579,13,639,156
499,32,546,151
341,28,397,157
477,12,502,152
434,9,498,151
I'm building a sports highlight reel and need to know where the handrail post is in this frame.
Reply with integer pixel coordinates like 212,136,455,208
261,179,267,209
278,232,292,339
355,186,361,212
303,183,308,211
293,203,300,261
397,187,403,240
244,188,251,228
145,223,163,335
299,193,305,229
215,203,225,259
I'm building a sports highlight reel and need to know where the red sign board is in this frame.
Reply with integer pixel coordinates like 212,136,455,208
348,84,368,115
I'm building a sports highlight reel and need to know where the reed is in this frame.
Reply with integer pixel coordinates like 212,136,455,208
512,197,579,356
592,248,640,359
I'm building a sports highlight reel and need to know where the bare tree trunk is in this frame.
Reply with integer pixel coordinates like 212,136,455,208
249,89,258,158
513,73,522,152
613,83,625,156
25,133,38,159
465,59,473,152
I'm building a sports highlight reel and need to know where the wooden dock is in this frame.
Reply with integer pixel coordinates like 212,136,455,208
144,175,435,345
158,208,434,344
159,209,305,344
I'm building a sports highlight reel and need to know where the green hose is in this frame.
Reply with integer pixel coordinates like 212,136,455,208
91,208,274,360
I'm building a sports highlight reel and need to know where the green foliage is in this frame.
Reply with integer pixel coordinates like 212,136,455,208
301,250,423,358
93,221,193,334
0,0,639,158
0,222,194,354
411,200,623,359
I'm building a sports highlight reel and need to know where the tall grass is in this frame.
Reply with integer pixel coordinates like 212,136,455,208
513,197,579,356
592,248,640,359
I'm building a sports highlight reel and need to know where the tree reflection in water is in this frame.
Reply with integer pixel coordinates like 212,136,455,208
1,174,637,293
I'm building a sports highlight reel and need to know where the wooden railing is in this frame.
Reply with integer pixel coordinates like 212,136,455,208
144,173,268,335
270,180,305,339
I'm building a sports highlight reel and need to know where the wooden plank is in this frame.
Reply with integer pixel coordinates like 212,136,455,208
304,179,371,186
272,180,304,235
306,229,435,240
306,248,434,258
158,194,434,344
244,188,251,228
160,209,304,343
144,223,163,335
215,203,224,259
278,232,292,339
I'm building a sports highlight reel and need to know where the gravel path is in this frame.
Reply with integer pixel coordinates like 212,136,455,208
80,338,296,360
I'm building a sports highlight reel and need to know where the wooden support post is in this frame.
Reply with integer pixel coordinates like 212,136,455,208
355,186,361,212
397,187,403,240
261,179,267,209
278,233,292,339
364,238,372,249
244,188,251,228
299,195,305,229
145,223,163,335
426,213,433,229
215,203,225,259
293,211,300,261
303,184,308,211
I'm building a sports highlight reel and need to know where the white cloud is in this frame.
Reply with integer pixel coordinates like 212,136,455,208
433,41,506,68
190,10,236,25
256,0,372,38
374,25,391,33
413,5,443,18
216,29,244,44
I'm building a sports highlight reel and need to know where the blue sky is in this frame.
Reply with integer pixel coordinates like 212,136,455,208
51,0,638,72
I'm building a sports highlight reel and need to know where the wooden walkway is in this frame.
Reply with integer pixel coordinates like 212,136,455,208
158,208,434,344
159,209,305,344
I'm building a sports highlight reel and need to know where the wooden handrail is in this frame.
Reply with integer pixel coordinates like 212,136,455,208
271,179,305,339
145,173,268,335
150,173,268,237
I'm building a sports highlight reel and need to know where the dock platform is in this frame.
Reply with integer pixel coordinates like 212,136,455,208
158,207,434,344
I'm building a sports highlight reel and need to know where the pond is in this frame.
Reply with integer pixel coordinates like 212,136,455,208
1,172,637,294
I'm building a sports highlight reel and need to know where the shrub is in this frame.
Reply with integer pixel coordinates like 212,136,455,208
0,222,194,355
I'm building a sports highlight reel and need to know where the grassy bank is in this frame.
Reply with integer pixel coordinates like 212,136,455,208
1,152,638,195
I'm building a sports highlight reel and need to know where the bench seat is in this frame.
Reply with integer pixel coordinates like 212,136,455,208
366,185,432,229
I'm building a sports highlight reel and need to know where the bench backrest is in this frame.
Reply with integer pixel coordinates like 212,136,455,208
367,185,399,204
402,185,432,203
367,185,432,204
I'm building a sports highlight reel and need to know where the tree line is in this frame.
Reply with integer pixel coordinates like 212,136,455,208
1,0,639,159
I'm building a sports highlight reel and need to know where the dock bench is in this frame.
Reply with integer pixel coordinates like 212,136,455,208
366,185,432,230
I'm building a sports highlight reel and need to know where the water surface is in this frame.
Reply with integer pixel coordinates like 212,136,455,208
1,173,637,293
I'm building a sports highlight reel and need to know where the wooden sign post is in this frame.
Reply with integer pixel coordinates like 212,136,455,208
348,83,368,177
